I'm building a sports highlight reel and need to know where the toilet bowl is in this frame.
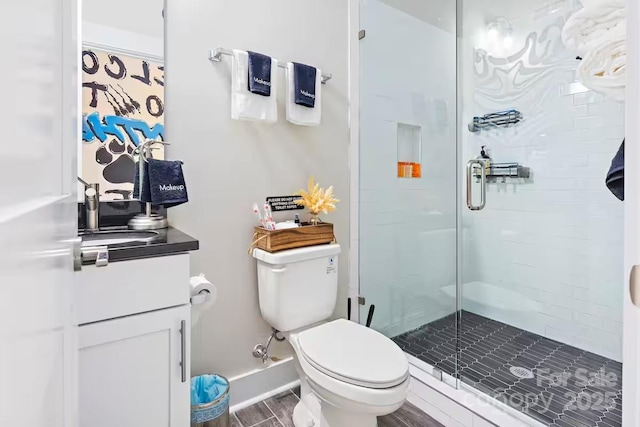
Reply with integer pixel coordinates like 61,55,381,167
253,244,409,427
287,319,409,427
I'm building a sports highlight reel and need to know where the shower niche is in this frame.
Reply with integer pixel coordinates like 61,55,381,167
397,122,422,178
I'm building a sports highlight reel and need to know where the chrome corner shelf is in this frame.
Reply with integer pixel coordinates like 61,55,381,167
473,162,531,182
468,109,523,132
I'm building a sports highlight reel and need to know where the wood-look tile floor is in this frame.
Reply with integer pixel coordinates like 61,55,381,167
231,386,443,427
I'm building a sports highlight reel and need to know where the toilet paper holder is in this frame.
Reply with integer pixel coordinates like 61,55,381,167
191,289,211,305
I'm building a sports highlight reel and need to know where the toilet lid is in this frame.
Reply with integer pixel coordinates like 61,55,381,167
298,319,409,389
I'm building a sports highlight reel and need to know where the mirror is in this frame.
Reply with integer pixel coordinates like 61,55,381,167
80,0,165,201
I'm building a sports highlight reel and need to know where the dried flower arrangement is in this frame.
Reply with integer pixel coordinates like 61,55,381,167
295,177,339,225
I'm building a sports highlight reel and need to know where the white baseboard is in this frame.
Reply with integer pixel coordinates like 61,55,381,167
226,352,543,426
228,357,299,413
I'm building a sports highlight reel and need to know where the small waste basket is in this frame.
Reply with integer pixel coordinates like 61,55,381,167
191,374,230,427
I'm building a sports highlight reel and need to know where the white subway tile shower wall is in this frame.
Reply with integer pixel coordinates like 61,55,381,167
359,0,457,337
460,1,624,360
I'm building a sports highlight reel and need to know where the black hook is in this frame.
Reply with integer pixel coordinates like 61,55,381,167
366,305,376,328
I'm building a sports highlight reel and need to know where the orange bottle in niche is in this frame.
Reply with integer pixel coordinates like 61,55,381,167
397,162,421,178
412,162,421,178
397,162,407,177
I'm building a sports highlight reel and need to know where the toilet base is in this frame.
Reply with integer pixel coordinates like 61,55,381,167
293,397,378,427
293,383,319,427
293,399,316,427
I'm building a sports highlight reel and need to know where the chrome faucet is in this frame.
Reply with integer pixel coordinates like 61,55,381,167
78,177,100,232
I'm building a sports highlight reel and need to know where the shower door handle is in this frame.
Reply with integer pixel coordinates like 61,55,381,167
466,160,486,211
630,265,640,308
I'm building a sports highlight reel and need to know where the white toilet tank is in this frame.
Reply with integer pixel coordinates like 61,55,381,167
253,244,341,332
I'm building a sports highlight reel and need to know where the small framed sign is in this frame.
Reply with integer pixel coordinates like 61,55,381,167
267,196,304,212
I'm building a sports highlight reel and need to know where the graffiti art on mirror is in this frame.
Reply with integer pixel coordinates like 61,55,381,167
82,48,164,200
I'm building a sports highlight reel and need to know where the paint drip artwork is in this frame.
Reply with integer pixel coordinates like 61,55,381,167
82,48,164,200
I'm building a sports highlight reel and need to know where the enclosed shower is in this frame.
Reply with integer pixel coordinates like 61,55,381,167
358,0,624,426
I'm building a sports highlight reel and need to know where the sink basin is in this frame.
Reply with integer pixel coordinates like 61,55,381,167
81,230,160,247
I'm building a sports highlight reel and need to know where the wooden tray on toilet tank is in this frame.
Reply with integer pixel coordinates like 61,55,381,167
253,223,335,253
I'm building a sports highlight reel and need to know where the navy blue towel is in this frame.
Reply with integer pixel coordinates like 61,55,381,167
293,62,317,108
147,158,189,208
247,51,272,97
606,140,624,201
132,161,152,203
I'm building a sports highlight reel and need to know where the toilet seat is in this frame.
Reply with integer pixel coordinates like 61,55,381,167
297,319,409,389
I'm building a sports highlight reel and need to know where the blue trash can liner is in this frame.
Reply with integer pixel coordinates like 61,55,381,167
191,375,230,426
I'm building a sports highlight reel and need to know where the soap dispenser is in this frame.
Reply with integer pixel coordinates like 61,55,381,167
477,146,491,175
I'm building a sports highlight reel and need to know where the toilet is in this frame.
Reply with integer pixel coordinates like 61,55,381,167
253,244,409,427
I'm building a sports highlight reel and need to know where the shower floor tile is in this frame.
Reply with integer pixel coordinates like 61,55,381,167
392,311,622,427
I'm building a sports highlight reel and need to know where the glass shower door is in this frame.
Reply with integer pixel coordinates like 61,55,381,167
358,0,460,380
457,0,624,425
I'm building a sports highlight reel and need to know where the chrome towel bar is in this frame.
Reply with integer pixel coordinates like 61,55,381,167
208,47,333,84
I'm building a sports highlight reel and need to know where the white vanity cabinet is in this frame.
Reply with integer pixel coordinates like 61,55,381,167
76,254,191,427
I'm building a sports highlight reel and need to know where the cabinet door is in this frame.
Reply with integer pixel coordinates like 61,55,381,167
79,306,190,427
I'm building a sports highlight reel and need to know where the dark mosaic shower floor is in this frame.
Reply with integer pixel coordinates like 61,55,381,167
392,311,623,427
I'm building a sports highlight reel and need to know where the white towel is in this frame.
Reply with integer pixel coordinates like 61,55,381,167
578,37,626,102
231,50,277,123
285,63,322,126
562,2,625,56
562,0,626,102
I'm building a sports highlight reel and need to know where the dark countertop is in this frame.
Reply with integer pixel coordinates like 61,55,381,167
80,226,199,265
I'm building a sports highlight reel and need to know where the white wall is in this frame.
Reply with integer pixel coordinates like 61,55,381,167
460,0,624,360
82,22,163,60
359,0,457,337
378,0,455,32
82,0,163,55
83,0,164,39
164,1,350,380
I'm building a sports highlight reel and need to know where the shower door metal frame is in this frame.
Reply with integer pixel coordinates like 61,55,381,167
348,0,361,324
